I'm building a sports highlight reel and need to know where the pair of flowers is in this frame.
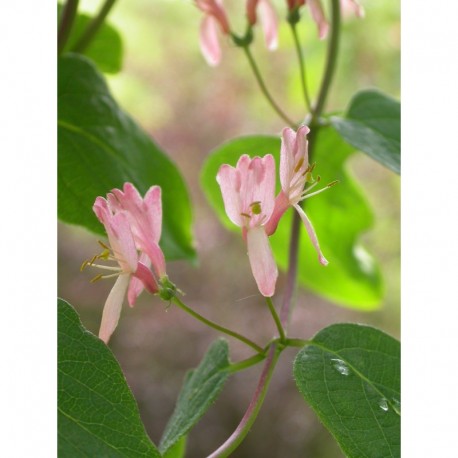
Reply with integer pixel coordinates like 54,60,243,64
217,125,333,298
84,184,168,343
196,0,364,66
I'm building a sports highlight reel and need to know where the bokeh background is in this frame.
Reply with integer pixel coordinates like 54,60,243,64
58,1,400,456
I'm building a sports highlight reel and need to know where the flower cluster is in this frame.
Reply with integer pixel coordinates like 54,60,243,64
194,0,365,65
195,0,278,66
82,183,171,343
217,126,336,297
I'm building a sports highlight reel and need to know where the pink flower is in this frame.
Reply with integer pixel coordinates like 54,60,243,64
246,0,279,50
306,0,329,39
265,126,337,266
195,0,230,66
340,0,365,18
90,194,159,343
217,154,278,297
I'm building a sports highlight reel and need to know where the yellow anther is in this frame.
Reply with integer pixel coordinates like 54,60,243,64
90,274,104,283
294,158,305,173
98,240,110,250
97,249,110,260
250,201,262,215
327,180,339,188
80,260,88,272
241,212,251,218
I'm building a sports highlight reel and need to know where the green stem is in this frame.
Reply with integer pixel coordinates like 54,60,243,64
280,0,341,329
285,338,310,348
71,0,117,53
57,0,79,55
227,353,267,373
206,344,281,458
242,46,297,128
172,297,264,354
290,23,312,112
265,297,286,342
313,0,341,118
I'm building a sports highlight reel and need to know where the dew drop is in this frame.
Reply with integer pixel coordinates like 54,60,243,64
330,358,350,376
391,397,401,414
379,398,389,412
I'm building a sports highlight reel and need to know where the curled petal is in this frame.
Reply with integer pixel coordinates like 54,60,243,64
258,0,278,50
247,226,278,297
200,16,222,66
264,190,290,236
293,204,328,266
308,0,329,39
107,212,138,273
99,274,130,344
142,240,167,279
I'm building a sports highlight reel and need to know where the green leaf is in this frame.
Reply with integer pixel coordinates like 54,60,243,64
331,90,400,174
162,437,186,458
200,129,383,309
58,54,195,261
58,298,160,457
58,3,123,74
293,324,400,458
159,339,230,455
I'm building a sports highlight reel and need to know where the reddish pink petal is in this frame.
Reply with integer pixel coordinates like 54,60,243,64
258,0,278,50
247,226,278,297
98,274,130,344
264,190,290,236
200,16,222,66
308,0,329,39
127,253,153,307
293,204,328,265
246,0,258,25
142,240,167,279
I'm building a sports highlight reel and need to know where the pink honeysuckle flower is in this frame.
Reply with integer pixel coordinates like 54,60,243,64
217,154,278,297
195,0,230,66
306,0,329,39
87,195,159,344
246,0,279,50
340,0,365,18
265,125,337,266
106,183,166,281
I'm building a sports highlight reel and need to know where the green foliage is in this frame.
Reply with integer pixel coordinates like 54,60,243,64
331,90,401,174
159,339,230,455
58,54,195,261
58,299,160,457
58,4,123,74
200,129,383,309
294,324,400,458
162,437,187,458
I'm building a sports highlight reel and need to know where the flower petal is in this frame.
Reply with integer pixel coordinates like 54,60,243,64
128,254,158,306
308,0,329,39
247,226,278,297
143,185,162,242
98,274,130,344
264,190,290,236
200,16,222,66
217,163,243,227
108,212,138,272
258,0,278,51
293,204,328,266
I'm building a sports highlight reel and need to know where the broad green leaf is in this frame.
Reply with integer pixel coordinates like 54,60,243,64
159,339,230,455
58,298,160,457
58,4,123,73
163,437,186,458
331,90,400,174
58,54,195,261
294,324,400,458
200,129,383,309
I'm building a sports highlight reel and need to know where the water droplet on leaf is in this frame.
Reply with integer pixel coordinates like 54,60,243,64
330,358,350,376
391,397,401,414
379,398,389,412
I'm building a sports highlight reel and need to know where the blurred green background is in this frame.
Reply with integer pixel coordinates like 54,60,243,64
58,0,399,456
